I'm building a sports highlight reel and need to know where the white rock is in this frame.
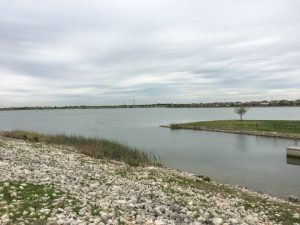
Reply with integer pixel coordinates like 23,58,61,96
228,218,238,224
212,217,223,225
293,213,300,219
100,212,109,222
197,216,206,222
1,214,10,223
57,219,65,225
154,219,166,225
154,207,163,216
40,208,50,214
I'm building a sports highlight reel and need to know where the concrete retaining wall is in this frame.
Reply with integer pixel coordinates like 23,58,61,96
287,146,300,159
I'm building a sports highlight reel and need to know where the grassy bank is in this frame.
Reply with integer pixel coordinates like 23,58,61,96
0,130,160,167
170,120,300,135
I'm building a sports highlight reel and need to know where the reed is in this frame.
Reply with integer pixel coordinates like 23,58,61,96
0,130,161,167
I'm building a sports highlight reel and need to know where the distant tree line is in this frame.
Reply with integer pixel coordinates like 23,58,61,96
1,99,300,111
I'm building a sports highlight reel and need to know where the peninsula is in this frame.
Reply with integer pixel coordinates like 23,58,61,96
165,120,300,140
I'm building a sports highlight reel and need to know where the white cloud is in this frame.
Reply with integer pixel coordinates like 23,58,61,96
0,0,299,106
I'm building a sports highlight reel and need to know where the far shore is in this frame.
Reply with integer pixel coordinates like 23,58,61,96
1,101,300,111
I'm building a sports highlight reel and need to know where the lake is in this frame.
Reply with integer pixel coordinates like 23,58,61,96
0,107,300,199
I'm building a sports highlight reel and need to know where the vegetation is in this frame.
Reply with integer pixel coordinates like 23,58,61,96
234,106,248,121
171,120,300,134
0,181,83,224
1,99,300,111
0,130,161,166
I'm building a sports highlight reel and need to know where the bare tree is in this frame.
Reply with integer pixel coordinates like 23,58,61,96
234,106,248,121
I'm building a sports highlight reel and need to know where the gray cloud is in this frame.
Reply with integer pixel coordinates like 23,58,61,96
0,0,300,106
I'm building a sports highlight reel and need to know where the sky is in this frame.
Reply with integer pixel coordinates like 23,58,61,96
0,0,300,107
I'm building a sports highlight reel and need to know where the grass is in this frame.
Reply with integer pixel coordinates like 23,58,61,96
0,181,83,224
116,167,131,178
171,120,300,134
91,205,101,216
0,130,161,167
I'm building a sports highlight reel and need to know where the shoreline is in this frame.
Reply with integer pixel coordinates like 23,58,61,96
161,125,300,140
0,136,300,224
1,105,300,112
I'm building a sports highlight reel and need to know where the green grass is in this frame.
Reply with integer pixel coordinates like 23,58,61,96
116,167,131,178
171,120,300,134
0,181,83,224
91,204,101,216
0,130,161,167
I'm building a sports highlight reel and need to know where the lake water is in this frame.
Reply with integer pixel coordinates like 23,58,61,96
0,107,300,199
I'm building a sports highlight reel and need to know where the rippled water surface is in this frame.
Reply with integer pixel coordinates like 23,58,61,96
1,107,300,198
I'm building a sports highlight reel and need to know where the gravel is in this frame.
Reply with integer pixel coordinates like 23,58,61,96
0,137,299,225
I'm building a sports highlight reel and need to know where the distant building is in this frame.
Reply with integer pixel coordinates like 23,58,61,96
260,101,269,106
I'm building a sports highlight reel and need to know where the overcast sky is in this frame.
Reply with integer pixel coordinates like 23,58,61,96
0,0,299,106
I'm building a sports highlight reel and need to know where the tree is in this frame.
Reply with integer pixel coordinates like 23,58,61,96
234,106,248,121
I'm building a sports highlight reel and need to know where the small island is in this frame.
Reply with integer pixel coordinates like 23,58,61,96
166,120,300,140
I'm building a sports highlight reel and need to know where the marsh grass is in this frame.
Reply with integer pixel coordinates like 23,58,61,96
0,130,161,167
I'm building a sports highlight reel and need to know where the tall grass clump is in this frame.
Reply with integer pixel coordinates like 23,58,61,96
0,130,161,167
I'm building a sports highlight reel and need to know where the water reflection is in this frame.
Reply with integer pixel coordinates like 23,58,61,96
1,107,300,198
236,134,247,152
293,139,300,146
287,157,300,166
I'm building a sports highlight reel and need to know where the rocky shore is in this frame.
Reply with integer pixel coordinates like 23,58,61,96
0,137,299,225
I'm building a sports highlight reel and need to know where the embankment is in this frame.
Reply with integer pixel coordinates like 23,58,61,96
0,135,299,225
